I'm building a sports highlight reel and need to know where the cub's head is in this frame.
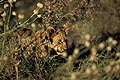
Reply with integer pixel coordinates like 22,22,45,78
48,27,68,54
34,26,68,57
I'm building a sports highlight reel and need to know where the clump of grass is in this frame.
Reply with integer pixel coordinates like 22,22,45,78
52,36,120,80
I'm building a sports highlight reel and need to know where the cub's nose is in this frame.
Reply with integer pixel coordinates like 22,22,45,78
63,42,67,50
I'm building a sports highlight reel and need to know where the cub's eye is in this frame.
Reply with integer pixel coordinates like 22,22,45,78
50,38,53,43
45,36,48,39
58,40,62,44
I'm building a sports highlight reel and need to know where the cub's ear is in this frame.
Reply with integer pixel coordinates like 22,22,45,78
62,24,69,35
46,26,55,37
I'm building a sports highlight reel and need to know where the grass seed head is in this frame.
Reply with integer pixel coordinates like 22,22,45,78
33,9,39,15
4,3,9,9
85,34,91,40
0,21,3,26
71,73,77,80
108,37,113,43
98,42,105,50
18,14,24,19
86,67,91,75
112,40,118,46
106,46,112,51
37,3,43,8
104,65,111,73
1,11,7,17
85,41,90,47
116,52,120,57
12,11,17,16
91,63,97,71
8,0,13,4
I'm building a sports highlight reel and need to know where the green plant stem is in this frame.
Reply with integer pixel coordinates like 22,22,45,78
17,7,40,27
25,17,38,26
4,3,12,32
7,3,12,29
2,37,5,56
17,14,35,27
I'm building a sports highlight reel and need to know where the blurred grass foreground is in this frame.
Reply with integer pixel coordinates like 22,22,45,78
0,0,120,80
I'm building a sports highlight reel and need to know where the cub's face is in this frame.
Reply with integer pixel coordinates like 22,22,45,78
50,29,67,54
34,26,68,56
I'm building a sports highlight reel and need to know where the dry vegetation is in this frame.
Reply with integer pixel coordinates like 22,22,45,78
0,0,120,80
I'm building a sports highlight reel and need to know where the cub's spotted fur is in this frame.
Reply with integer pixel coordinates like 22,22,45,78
34,26,68,58
9,26,68,59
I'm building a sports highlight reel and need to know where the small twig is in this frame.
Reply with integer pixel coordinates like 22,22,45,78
15,60,21,80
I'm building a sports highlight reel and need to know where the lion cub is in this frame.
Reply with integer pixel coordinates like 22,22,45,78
34,26,68,58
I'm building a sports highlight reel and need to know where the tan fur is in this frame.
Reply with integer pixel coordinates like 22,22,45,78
10,26,68,59
33,26,68,58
